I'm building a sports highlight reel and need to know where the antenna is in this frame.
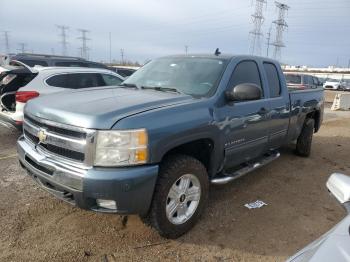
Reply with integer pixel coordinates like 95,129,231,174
249,0,267,56
271,2,289,61
56,25,69,56
77,29,91,60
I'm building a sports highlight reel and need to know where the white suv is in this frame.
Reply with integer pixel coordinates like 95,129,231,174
0,65,124,129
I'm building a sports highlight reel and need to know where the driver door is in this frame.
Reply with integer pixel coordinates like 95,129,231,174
219,60,271,168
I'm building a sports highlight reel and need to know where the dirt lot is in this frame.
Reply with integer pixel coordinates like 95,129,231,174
1,109,349,262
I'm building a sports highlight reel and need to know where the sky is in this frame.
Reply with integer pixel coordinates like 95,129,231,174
0,0,349,67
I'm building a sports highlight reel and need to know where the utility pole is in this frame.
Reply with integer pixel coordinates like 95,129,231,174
56,25,69,56
77,29,90,60
249,0,267,56
120,48,125,65
3,31,10,54
271,2,289,61
17,43,27,53
347,58,350,69
266,25,272,57
185,45,189,55
109,32,112,63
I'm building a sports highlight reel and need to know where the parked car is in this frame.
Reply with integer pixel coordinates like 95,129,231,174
323,78,344,90
284,73,321,90
17,54,324,238
10,53,108,69
0,64,124,128
109,66,139,77
341,79,350,91
287,173,350,262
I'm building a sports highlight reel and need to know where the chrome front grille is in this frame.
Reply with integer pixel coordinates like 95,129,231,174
23,114,95,166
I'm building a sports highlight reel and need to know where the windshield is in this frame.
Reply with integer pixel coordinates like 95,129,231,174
327,78,339,82
285,74,301,84
122,57,228,97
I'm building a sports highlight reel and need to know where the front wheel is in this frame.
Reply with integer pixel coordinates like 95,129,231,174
141,155,209,239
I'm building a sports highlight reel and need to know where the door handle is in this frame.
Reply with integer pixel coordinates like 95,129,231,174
258,107,268,114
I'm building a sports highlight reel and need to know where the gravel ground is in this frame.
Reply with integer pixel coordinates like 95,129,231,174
0,109,349,262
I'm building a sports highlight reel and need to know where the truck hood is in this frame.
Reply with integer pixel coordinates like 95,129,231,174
25,87,194,129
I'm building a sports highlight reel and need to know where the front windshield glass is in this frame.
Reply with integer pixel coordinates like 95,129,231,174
122,57,228,97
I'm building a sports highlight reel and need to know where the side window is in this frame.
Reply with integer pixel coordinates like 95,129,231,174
55,61,88,67
47,73,105,89
101,74,122,86
263,63,281,98
46,74,69,88
19,59,48,67
229,61,263,97
66,73,105,89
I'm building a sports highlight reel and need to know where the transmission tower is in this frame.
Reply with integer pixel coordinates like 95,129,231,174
249,0,266,56
77,29,90,59
56,25,69,56
3,31,10,54
271,2,289,61
185,45,189,55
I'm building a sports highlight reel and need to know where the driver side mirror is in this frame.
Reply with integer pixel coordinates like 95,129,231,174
327,173,350,212
225,83,262,102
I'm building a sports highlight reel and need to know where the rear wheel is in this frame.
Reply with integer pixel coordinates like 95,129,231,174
141,154,209,239
295,118,315,157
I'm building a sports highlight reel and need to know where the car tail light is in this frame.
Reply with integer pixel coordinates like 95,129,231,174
15,91,40,103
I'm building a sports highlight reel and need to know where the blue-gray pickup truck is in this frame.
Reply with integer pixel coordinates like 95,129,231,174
17,54,324,238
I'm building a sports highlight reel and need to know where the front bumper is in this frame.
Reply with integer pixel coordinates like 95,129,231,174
17,136,159,214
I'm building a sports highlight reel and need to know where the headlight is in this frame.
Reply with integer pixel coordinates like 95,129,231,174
94,129,148,167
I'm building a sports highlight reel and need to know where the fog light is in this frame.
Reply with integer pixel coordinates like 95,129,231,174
96,199,117,210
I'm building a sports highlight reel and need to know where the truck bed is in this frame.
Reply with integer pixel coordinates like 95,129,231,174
287,87,324,142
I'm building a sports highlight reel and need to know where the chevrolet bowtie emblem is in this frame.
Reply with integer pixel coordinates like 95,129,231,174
37,129,47,143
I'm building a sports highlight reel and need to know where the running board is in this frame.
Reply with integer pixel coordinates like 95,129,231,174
210,151,280,185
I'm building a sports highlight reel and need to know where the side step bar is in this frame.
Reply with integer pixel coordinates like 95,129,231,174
211,151,280,185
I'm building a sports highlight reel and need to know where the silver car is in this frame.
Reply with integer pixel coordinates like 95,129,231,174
287,173,350,262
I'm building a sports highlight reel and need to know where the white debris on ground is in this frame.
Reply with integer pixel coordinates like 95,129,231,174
244,200,268,209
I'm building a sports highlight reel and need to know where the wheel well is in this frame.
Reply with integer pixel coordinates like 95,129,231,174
162,139,214,172
306,110,321,132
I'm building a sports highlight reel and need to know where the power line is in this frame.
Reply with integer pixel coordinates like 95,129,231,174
271,2,290,61
56,25,69,56
77,29,90,60
249,0,267,56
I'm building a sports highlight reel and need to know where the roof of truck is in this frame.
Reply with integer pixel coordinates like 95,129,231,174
162,54,280,64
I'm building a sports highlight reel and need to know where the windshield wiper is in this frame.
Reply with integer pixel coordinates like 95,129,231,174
141,86,181,94
119,83,139,89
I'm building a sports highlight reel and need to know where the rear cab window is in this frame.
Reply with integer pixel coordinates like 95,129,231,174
263,63,281,98
285,74,301,84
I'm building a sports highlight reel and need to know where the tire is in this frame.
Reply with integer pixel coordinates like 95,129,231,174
140,154,209,239
295,118,315,157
